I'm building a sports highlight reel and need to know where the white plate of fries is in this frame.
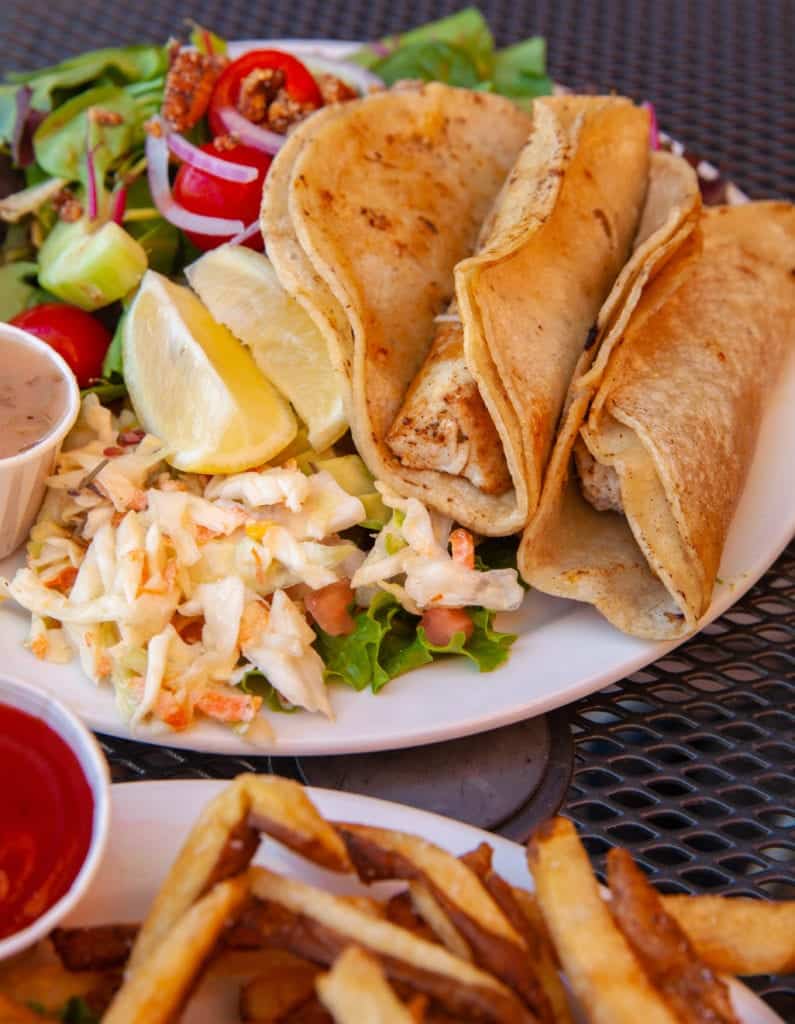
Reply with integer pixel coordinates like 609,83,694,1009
1,777,789,1023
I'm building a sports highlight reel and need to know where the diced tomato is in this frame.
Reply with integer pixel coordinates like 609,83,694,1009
420,607,474,647
172,142,272,251
305,580,356,637
449,528,475,570
10,303,112,387
208,50,322,137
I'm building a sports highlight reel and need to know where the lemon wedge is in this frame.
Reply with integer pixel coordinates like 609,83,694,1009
123,270,297,473
186,246,347,451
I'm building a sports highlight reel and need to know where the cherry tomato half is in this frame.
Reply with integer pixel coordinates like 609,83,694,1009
207,49,322,137
10,303,112,388
172,142,272,251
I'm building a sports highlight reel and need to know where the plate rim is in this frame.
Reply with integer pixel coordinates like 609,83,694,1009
87,778,784,1024
0,38,792,756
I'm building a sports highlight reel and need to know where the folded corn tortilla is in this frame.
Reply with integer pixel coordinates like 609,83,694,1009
519,199,795,638
262,86,650,535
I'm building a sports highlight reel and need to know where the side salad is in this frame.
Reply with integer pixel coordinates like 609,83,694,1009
0,9,546,737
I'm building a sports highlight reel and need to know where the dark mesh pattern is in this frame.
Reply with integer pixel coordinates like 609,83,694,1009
2,0,793,199
2,0,792,1012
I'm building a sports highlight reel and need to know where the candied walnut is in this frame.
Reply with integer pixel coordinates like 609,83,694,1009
316,73,358,105
237,67,286,123
162,49,227,132
52,187,83,222
88,107,124,126
267,88,316,133
212,132,239,151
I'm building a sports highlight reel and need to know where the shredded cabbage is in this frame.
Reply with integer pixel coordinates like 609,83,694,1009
0,396,373,733
352,483,524,613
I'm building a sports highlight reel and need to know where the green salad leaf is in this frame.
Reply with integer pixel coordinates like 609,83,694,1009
493,37,552,100
0,261,43,320
60,996,101,1024
7,45,168,112
351,8,494,80
351,8,551,102
189,23,228,56
314,590,400,692
372,41,482,89
473,535,528,587
240,668,300,713
33,85,134,181
315,592,516,694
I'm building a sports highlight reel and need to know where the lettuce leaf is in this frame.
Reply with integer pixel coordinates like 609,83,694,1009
314,590,399,692
493,37,552,99
350,8,494,79
350,8,551,102
474,535,528,588
372,42,481,89
6,45,168,112
239,668,300,713
61,997,100,1024
189,23,228,56
315,593,516,694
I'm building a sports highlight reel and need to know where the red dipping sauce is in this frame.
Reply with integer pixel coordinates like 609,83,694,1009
0,703,93,939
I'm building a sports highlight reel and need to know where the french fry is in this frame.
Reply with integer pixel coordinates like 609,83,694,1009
248,866,536,1023
408,881,473,961
317,947,415,1023
51,923,138,972
661,895,795,976
384,892,441,945
527,818,678,1024
0,961,112,1014
337,824,551,1020
0,994,43,1024
508,888,571,1024
607,848,738,1024
240,949,321,1022
129,775,350,971
460,844,571,1024
104,874,250,1024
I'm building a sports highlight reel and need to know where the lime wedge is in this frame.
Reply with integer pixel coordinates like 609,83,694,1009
186,245,347,451
123,270,297,473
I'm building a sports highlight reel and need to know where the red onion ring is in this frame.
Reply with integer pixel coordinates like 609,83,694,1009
227,220,261,246
86,146,99,220
166,130,258,183
145,125,245,236
294,54,384,94
642,101,659,151
110,186,127,225
215,106,286,155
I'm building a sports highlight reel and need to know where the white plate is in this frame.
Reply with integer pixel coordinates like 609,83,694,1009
0,40,792,756
60,779,781,1023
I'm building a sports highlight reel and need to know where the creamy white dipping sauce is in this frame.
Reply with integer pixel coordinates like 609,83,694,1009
0,338,68,459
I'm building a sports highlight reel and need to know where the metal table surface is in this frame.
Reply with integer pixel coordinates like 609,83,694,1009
2,0,793,1016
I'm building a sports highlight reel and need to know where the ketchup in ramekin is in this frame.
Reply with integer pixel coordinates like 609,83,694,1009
0,703,94,940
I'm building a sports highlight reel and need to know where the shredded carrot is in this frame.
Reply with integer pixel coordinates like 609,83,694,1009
450,528,475,570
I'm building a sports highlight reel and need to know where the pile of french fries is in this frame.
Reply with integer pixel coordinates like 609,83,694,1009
1,774,793,1023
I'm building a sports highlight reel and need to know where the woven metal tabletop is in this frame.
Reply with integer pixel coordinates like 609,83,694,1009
2,0,793,1015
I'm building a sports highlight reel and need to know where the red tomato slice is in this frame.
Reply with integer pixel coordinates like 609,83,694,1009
10,303,112,387
208,49,322,137
172,142,272,251
420,607,475,647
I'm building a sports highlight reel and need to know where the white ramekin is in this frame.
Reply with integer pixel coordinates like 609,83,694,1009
0,323,81,560
0,675,110,960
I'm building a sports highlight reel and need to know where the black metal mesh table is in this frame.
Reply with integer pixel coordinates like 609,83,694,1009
2,0,793,1015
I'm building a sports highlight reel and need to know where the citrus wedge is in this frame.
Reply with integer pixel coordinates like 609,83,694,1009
123,270,297,473
186,245,347,451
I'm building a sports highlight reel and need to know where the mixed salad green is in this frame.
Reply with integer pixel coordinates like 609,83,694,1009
0,9,545,736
